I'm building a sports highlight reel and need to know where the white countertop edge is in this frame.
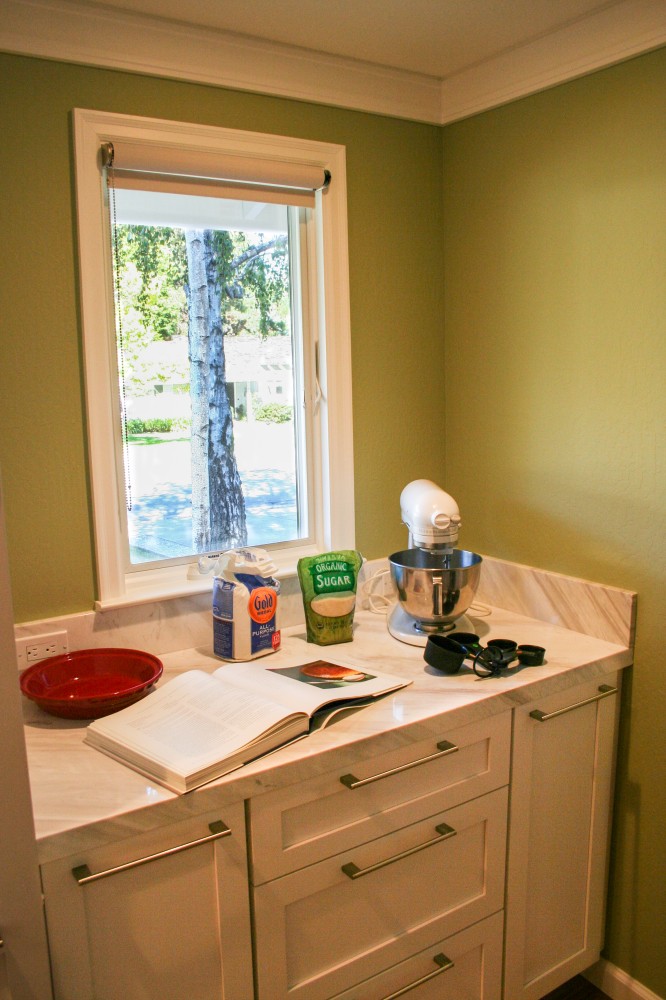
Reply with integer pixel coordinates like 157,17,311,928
26,604,632,865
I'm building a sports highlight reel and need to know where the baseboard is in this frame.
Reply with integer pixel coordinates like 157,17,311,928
585,959,664,1000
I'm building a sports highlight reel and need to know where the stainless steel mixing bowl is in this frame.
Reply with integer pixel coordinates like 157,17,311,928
389,548,482,630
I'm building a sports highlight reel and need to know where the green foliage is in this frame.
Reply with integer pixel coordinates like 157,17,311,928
115,226,187,341
115,223,290,347
212,230,290,339
113,219,292,399
237,234,289,338
255,402,293,424
208,229,236,289
126,417,190,434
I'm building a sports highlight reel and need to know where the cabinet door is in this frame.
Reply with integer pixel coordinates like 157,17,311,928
254,788,507,1000
41,803,252,1000
0,943,11,1000
0,481,53,1000
504,674,621,1000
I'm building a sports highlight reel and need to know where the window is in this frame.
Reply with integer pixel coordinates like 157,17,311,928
73,110,354,609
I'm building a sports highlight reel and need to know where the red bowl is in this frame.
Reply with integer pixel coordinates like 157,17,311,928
20,647,163,719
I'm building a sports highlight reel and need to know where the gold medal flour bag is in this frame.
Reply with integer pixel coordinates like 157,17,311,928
297,550,363,645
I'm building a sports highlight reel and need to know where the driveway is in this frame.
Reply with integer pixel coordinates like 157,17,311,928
126,423,299,561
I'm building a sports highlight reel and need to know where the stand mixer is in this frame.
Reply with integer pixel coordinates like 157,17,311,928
387,480,482,646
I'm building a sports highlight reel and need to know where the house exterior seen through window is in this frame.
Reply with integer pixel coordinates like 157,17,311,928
111,192,307,567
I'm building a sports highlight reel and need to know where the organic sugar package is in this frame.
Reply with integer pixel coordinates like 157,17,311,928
297,550,363,645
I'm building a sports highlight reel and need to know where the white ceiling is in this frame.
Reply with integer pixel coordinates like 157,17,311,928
2,0,665,122
70,0,627,79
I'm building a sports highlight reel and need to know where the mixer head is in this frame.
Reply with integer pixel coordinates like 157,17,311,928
400,479,461,550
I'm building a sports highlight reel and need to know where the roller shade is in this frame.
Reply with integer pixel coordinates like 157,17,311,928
102,141,330,208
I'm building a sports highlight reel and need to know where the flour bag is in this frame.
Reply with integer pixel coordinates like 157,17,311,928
213,547,280,661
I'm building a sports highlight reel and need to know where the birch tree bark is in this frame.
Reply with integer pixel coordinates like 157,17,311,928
203,230,247,549
186,230,247,552
185,230,211,551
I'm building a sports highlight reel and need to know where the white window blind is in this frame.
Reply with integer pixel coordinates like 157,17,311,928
102,140,330,207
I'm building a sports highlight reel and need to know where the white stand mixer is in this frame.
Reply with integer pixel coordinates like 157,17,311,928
387,480,482,646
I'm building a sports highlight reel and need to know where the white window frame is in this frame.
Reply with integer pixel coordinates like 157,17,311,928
73,108,355,610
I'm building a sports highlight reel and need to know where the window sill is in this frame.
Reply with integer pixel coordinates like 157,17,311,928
94,542,323,612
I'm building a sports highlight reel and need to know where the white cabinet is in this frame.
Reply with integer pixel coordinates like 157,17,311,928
249,714,511,999
0,945,10,1000
250,713,511,883
41,802,253,1000
332,912,504,1000
35,669,624,1000
504,674,621,1000
0,481,52,1000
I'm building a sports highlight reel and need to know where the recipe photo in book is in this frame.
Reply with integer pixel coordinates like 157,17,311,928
84,661,410,793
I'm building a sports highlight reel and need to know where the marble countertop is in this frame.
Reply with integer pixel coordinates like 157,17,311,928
23,600,633,865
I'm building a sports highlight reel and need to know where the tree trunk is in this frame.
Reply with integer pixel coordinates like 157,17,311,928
203,230,247,550
185,230,247,553
185,230,211,551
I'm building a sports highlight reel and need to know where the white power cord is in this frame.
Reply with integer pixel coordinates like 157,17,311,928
468,602,492,617
361,568,394,615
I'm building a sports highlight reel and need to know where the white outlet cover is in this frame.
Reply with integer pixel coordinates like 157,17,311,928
15,631,69,670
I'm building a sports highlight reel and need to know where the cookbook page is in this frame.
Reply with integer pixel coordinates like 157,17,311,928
214,660,409,715
86,670,304,772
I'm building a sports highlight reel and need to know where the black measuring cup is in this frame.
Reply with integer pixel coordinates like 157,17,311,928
516,644,546,666
473,638,546,676
448,632,483,655
425,631,496,675
484,638,518,664
426,632,546,677
424,634,469,674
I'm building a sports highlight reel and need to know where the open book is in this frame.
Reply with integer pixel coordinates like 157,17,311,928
85,660,410,793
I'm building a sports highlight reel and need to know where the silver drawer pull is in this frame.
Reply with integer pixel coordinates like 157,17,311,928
341,822,456,880
382,952,454,999
340,740,458,789
72,820,231,885
529,684,617,723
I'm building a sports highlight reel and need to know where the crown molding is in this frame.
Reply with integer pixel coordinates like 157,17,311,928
1,0,665,125
440,0,666,124
0,0,443,123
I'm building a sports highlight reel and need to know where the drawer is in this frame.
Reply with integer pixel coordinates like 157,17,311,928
332,911,503,1000
249,711,510,883
253,786,507,1000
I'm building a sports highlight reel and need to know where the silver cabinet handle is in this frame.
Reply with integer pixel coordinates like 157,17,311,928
382,953,454,999
341,822,456,880
529,684,617,723
72,820,231,885
0,933,4,949
340,740,458,789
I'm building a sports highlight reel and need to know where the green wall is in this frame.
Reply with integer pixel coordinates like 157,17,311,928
1,44,665,996
0,54,444,619
442,48,666,997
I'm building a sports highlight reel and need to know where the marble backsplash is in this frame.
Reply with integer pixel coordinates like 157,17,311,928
475,555,636,648
13,573,307,664
13,554,636,663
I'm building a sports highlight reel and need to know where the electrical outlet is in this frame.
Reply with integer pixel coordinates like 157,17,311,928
16,630,69,669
